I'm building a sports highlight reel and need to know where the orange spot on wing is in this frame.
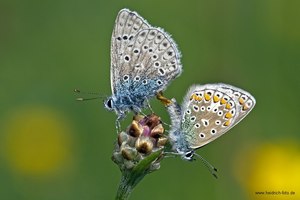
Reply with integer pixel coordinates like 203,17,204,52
190,94,202,101
213,95,220,103
225,112,233,119
223,120,231,126
220,98,227,105
225,103,231,109
243,105,249,111
204,93,211,101
239,97,245,105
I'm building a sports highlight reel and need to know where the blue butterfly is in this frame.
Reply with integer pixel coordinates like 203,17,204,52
159,83,256,177
104,9,182,128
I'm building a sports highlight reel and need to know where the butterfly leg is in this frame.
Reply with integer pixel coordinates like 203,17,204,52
115,119,121,134
132,106,145,117
163,151,181,158
156,91,172,106
160,120,171,128
139,111,147,116
115,111,126,134
145,97,154,113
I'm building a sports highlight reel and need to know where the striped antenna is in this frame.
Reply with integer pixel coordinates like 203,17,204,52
74,89,107,101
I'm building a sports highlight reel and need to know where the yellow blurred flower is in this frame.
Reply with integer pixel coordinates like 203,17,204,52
1,106,74,177
234,141,300,200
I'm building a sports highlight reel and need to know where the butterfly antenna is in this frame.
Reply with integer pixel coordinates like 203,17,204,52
76,97,101,101
194,153,218,179
74,89,107,101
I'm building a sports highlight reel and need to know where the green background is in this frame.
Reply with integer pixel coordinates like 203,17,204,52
1,0,300,199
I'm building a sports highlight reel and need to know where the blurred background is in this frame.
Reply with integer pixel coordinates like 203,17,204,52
1,0,299,199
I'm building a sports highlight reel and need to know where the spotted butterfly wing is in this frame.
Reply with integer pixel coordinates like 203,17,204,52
178,83,256,149
110,9,182,107
111,9,150,95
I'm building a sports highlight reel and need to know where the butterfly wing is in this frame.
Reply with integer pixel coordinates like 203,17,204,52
111,9,151,95
180,83,256,149
111,9,182,100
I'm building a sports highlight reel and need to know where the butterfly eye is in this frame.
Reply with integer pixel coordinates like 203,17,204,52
104,98,114,110
184,151,194,160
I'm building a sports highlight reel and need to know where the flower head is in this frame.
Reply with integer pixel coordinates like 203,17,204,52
112,114,167,172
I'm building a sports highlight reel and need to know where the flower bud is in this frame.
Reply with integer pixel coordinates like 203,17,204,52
121,145,137,160
133,114,144,122
135,137,154,154
118,131,129,146
157,137,168,147
112,114,167,173
128,120,143,137
139,114,161,130
150,124,164,138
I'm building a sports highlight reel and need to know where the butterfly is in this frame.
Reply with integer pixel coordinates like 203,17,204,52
158,83,255,175
104,8,182,127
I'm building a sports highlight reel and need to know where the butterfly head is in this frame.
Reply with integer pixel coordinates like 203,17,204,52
104,97,115,111
181,150,195,161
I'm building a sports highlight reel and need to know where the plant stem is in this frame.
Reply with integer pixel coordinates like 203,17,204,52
115,172,134,200
115,149,162,200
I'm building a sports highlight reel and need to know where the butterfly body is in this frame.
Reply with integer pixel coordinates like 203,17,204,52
166,83,256,161
105,79,161,119
105,9,182,120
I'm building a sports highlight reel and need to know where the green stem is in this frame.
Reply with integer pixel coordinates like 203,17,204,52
115,172,134,200
115,149,163,200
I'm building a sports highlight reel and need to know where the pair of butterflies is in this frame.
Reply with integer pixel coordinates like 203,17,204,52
103,9,256,164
